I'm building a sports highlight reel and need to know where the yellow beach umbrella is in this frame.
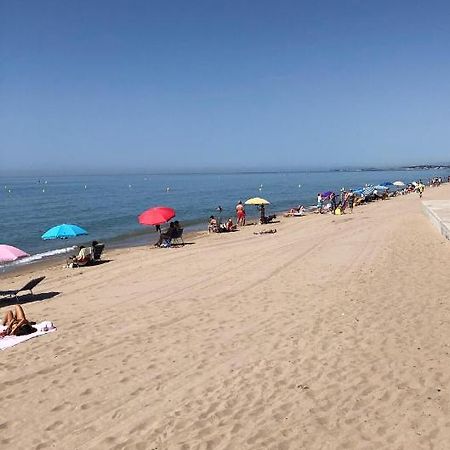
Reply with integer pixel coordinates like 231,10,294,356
245,197,270,205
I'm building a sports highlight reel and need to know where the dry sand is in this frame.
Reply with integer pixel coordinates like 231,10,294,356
1,185,450,450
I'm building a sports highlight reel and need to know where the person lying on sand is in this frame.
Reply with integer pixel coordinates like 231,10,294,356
254,229,277,235
284,205,305,217
1,305,37,337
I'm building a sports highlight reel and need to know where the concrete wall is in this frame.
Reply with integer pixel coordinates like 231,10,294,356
422,201,450,241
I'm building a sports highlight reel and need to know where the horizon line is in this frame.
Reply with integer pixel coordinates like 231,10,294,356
1,163,450,178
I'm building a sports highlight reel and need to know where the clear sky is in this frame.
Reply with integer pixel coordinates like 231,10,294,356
1,0,450,173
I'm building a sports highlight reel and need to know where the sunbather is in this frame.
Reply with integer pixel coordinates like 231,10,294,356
208,216,219,233
254,229,277,235
225,218,237,231
1,305,36,337
285,205,305,216
67,245,93,267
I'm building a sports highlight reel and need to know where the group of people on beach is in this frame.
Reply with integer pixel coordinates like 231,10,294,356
164,176,441,240
314,178,434,215
317,189,355,215
208,200,246,233
208,216,237,233
208,199,279,233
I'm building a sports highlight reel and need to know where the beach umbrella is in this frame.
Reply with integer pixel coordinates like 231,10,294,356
0,244,30,263
374,185,389,190
362,186,376,196
245,197,270,205
41,224,88,240
320,191,334,199
393,181,405,187
381,182,394,186
138,206,176,226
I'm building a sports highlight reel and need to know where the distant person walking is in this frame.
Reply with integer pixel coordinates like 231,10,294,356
236,200,246,226
418,181,425,198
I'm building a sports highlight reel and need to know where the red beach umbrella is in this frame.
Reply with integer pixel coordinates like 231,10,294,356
138,206,176,226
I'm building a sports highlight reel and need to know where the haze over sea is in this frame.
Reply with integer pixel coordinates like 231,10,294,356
1,168,449,271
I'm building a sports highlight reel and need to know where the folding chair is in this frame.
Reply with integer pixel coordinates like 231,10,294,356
171,228,184,246
93,243,105,261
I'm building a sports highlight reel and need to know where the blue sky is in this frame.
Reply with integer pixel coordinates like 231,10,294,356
1,0,450,173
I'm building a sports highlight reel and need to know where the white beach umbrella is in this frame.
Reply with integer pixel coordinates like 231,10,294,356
393,181,405,187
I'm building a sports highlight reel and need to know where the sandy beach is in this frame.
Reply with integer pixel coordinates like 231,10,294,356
1,185,450,449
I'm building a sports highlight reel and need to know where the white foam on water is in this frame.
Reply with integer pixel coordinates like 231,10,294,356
0,246,77,270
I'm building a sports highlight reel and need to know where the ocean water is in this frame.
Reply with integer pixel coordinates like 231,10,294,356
1,169,448,271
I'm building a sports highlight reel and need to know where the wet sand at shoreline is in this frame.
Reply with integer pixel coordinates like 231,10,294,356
1,185,450,449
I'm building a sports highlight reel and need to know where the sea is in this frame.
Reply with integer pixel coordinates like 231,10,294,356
1,169,449,272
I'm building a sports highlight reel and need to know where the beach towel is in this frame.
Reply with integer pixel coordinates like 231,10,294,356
0,321,56,350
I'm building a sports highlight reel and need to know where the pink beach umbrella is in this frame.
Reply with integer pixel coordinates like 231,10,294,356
0,244,30,263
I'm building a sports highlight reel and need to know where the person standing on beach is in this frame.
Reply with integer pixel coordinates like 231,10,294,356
330,192,337,214
418,181,425,198
236,201,246,226
259,204,266,223
317,193,323,214
340,188,346,204
347,190,354,213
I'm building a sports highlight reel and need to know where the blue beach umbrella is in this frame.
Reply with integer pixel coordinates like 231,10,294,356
353,187,365,196
41,223,88,240
362,186,376,196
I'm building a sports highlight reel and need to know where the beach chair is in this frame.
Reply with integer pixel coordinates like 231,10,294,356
160,229,184,248
92,243,105,261
0,276,46,301
260,214,277,224
171,228,184,246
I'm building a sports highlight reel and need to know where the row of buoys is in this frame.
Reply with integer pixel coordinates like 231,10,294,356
3,184,172,192
3,184,304,194
3,180,303,196
257,183,302,191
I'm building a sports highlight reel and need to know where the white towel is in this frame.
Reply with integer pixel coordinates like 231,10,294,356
0,321,56,350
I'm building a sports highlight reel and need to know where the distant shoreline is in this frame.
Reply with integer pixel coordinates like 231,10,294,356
2,165,450,177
